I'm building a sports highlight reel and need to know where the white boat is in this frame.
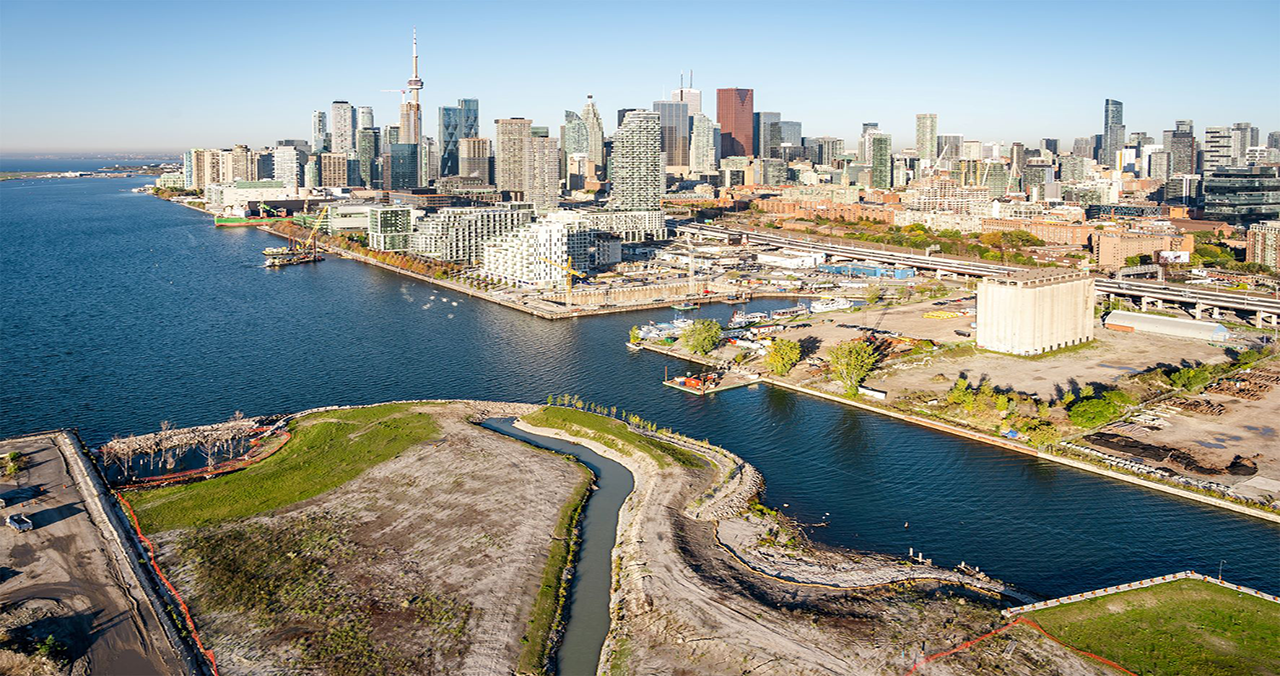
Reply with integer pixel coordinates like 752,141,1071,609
810,297,856,313
625,342,642,351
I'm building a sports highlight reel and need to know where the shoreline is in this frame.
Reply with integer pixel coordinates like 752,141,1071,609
638,342,1280,525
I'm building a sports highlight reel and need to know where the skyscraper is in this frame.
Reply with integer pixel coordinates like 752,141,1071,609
1041,138,1059,155
860,123,879,162
1101,99,1124,167
936,133,963,163
459,137,493,184
754,111,780,159
716,88,753,159
495,117,532,194
562,111,589,156
582,96,604,171
439,105,464,176
1202,126,1233,171
617,108,641,128
357,106,375,131
689,113,720,174
653,99,691,169
311,111,327,155
388,143,420,190
779,121,801,147
1230,122,1256,165
331,101,356,154
610,110,662,211
870,133,891,189
356,127,380,187
670,86,701,114
915,113,938,165
523,135,561,214
459,99,479,138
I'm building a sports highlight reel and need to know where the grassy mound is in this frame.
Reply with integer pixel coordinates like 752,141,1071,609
521,407,704,469
1026,578,1280,676
125,403,440,532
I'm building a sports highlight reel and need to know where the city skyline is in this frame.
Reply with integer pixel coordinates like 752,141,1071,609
2,0,1278,155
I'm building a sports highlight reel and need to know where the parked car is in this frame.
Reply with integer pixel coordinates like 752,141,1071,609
954,329,972,337
6,513,33,532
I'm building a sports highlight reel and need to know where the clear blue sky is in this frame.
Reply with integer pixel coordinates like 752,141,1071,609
2,0,1277,155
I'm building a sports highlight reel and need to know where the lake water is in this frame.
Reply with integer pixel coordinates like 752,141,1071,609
2,176,1276,603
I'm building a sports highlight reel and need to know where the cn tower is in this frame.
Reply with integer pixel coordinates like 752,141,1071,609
399,29,423,146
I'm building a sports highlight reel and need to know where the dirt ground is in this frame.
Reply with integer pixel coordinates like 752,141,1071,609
151,401,586,676
516,418,1110,676
0,433,186,676
862,324,1232,402
1138,388,1280,497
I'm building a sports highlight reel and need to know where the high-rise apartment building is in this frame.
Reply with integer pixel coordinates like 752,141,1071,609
754,111,780,159
653,99,691,169
218,145,254,182
870,133,892,189
1230,122,1256,165
610,110,662,211
355,127,380,187
1166,128,1196,175
272,146,305,188
495,118,532,194
1071,136,1093,158
1268,131,1280,150
319,152,348,187
1246,221,1280,269
915,113,938,165
388,143,419,190
582,96,605,171
421,136,439,184
716,88,753,159
523,135,561,214
689,113,720,173
936,133,963,163
459,137,493,184
616,108,641,127
1101,99,1124,167
1202,126,1233,171
1041,138,1060,155
331,101,356,154
311,111,328,155
860,123,879,162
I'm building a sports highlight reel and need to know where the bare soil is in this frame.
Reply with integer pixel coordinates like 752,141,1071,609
515,418,1109,676
150,401,587,676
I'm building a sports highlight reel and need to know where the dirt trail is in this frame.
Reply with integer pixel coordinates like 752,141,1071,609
0,433,187,675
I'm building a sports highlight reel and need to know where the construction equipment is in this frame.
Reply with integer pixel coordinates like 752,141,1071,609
302,206,329,252
540,256,586,307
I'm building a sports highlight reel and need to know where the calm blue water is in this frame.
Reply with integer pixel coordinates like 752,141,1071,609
2,177,1277,599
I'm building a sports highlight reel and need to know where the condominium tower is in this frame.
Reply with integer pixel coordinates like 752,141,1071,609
915,113,938,164
495,118,532,194
331,101,355,154
610,110,662,211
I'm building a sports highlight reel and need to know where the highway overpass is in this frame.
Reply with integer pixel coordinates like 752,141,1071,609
675,222,1280,324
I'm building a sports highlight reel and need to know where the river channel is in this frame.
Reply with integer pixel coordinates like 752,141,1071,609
2,176,1277,613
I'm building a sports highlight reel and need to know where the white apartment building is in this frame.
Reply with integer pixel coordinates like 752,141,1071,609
409,202,535,263
481,212,595,288
524,135,561,214
609,110,662,211
580,209,666,242
366,206,413,251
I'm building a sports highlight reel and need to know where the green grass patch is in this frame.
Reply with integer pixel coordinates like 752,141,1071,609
1027,578,1280,676
124,403,440,532
522,407,705,469
979,338,1098,361
517,466,591,674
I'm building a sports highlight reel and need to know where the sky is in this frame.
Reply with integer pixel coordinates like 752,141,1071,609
1,0,1278,156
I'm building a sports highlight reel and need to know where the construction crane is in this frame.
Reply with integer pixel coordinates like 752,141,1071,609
540,256,585,308
302,206,330,253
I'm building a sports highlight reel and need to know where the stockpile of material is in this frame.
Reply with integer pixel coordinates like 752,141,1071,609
1166,398,1227,416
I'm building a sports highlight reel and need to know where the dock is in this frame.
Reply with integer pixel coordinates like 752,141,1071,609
663,370,759,396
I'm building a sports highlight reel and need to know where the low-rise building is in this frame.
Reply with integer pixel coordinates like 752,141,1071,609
1103,311,1230,341
976,269,1095,356
204,180,293,215
1092,230,1193,268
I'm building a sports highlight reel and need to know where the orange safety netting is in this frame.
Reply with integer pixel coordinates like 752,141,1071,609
119,493,219,675
904,616,1137,676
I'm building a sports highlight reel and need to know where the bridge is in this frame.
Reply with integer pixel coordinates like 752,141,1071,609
674,222,1280,326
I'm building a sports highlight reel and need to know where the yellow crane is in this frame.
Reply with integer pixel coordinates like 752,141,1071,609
302,206,329,253
540,256,585,307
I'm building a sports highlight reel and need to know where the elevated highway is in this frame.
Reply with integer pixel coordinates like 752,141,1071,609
675,222,1280,325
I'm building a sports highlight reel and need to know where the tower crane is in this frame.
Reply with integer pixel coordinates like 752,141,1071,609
540,256,586,308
